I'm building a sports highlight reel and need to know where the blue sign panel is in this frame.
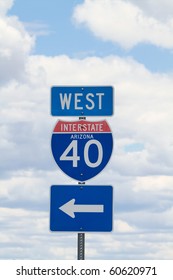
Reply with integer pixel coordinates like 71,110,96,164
51,120,113,181
51,86,113,116
50,185,113,232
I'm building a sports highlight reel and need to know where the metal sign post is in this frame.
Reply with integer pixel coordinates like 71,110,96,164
77,233,85,260
77,181,85,260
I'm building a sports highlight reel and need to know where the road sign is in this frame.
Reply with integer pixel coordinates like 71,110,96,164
50,185,113,232
51,120,113,181
51,86,113,116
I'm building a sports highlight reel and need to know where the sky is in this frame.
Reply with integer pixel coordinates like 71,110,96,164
0,0,173,260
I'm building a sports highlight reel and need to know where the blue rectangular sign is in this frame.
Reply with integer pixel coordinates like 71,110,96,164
51,86,113,116
50,185,113,232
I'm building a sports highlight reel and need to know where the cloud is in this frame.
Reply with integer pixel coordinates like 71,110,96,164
115,219,136,232
24,21,51,37
0,1,34,84
133,176,173,193
0,0,13,15
73,0,173,49
130,0,173,20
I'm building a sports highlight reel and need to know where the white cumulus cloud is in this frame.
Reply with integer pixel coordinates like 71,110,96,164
0,0,13,15
73,0,173,49
130,0,173,20
0,0,34,84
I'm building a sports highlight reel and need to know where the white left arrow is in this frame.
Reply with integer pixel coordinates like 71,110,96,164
59,199,104,218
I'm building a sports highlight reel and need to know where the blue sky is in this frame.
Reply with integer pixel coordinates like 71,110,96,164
1,0,173,260
9,0,173,72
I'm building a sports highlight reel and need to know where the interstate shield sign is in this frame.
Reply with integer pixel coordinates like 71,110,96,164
51,120,113,181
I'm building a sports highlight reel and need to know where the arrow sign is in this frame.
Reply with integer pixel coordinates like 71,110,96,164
59,199,104,218
50,185,113,232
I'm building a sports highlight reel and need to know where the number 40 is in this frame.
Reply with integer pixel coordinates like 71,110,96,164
60,140,103,168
